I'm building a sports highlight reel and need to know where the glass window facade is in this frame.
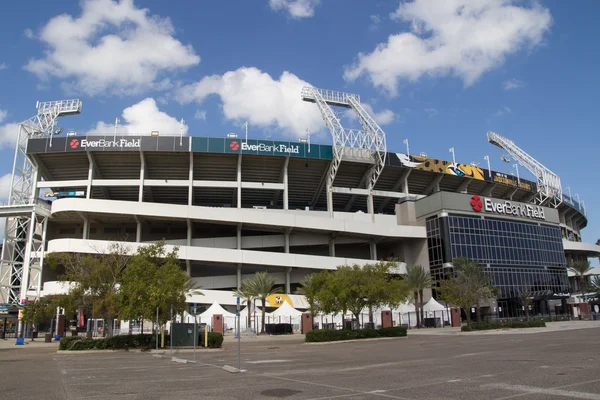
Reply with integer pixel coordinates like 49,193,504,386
426,213,569,300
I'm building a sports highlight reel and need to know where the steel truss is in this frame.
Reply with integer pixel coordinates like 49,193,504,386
487,131,562,207
0,99,81,306
301,87,387,217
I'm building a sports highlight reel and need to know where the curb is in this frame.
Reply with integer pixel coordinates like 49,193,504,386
304,336,407,345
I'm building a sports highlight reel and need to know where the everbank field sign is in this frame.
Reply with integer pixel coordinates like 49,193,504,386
470,195,546,220
229,140,300,154
70,138,141,149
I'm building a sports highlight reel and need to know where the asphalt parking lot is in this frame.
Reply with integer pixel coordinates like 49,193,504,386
1,326,600,400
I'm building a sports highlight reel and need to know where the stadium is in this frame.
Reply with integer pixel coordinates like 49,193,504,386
1,87,599,334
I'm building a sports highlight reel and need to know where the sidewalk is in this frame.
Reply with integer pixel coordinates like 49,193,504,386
0,338,60,348
407,320,600,336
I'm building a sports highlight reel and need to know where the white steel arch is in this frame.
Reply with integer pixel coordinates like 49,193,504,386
0,99,81,306
301,87,387,219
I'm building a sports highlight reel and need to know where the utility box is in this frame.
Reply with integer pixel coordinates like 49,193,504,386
381,310,392,328
450,308,461,327
170,323,202,347
212,314,224,334
301,313,313,334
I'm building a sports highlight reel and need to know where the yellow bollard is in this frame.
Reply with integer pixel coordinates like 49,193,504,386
204,326,208,348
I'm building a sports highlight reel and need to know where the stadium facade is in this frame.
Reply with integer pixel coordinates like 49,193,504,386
1,90,599,324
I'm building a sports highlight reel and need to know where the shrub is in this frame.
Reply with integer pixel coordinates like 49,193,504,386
377,327,408,337
461,319,546,332
68,338,97,351
305,329,387,343
59,336,82,350
203,332,223,348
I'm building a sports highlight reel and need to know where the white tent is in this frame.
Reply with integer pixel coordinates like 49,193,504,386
423,297,447,312
199,301,236,319
270,300,302,318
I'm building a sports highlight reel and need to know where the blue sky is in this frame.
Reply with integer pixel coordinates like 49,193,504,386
0,0,598,246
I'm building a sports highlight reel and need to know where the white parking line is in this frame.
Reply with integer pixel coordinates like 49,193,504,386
246,359,291,364
484,383,600,399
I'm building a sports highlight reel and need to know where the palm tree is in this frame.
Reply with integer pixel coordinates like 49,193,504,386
247,272,283,334
295,274,319,316
403,265,433,328
569,260,592,301
590,275,600,293
233,280,255,329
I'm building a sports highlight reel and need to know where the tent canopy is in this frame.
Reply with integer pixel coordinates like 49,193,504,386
423,297,448,312
270,300,302,317
199,301,236,318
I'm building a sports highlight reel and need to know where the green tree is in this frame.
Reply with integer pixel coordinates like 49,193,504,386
569,260,593,301
118,240,200,347
246,272,283,334
233,279,255,328
403,265,433,329
46,242,130,337
362,261,409,324
437,258,495,328
295,274,322,316
515,288,534,319
21,299,52,340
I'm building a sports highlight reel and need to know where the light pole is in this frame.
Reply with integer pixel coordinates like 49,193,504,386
484,155,491,177
113,118,120,141
449,147,456,165
513,163,520,184
180,118,185,146
403,139,410,156
566,186,572,200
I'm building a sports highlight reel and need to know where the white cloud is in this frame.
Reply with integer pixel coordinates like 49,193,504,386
344,0,552,95
424,108,439,117
345,103,395,126
370,15,382,30
0,110,6,122
504,79,524,90
88,98,188,136
194,110,207,121
25,0,200,95
24,28,34,39
0,173,11,201
494,106,512,116
176,67,323,137
0,122,19,149
269,0,320,18
0,63,6,71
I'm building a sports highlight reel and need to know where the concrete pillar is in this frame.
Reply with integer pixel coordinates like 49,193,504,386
188,153,194,206
403,173,409,195
237,224,242,250
186,219,192,277
186,260,191,277
284,229,290,253
283,157,289,210
285,267,292,294
237,154,242,208
370,241,377,261
86,155,93,199
237,264,242,290
329,236,335,257
326,177,334,217
367,189,374,222
82,216,89,240
138,152,145,202
136,220,142,243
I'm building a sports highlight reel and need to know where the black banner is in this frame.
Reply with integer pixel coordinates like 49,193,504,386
26,135,190,153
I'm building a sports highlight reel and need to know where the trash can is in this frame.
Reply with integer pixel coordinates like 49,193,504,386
44,333,52,343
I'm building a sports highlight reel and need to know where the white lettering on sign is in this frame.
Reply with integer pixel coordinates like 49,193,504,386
80,138,141,148
241,142,299,154
483,198,545,220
